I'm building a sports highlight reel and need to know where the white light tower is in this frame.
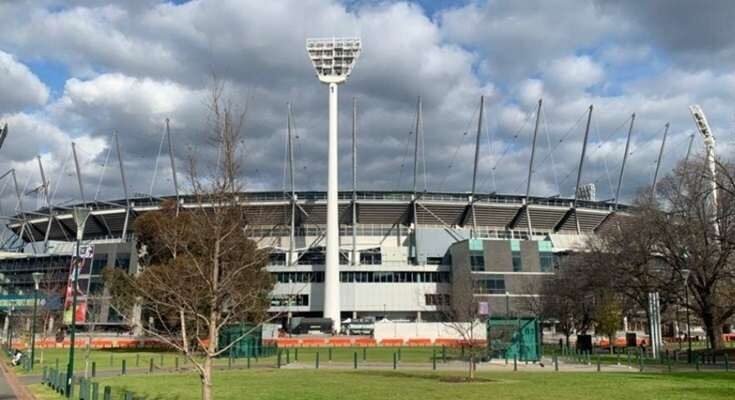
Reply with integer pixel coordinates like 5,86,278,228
306,37,361,333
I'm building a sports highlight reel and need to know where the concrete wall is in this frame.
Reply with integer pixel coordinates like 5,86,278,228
373,320,486,341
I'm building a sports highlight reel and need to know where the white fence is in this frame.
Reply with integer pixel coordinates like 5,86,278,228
373,320,486,341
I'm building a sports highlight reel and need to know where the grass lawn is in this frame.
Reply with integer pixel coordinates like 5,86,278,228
29,369,735,400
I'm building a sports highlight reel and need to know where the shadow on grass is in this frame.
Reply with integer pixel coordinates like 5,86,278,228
339,370,495,384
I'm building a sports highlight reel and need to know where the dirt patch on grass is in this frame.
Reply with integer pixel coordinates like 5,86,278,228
439,376,494,384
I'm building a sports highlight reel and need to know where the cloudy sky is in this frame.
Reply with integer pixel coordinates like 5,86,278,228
0,0,733,214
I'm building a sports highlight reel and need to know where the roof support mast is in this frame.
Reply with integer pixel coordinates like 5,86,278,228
524,98,543,236
287,103,296,267
37,156,53,252
412,96,422,264
71,142,86,205
573,105,594,234
651,123,669,195
470,96,484,238
114,132,131,240
166,118,180,214
614,113,636,210
351,97,358,267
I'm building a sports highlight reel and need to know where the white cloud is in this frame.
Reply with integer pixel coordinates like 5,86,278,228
0,51,49,112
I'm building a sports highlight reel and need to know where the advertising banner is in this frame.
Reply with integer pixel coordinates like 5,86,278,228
63,244,94,325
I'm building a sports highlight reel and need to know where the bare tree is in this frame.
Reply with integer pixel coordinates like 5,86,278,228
105,81,274,400
440,268,486,381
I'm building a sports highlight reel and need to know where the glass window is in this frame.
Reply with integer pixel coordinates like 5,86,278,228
91,255,108,275
470,251,485,271
114,256,130,270
298,249,325,265
269,253,286,266
539,252,554,272
475,278,505,294
359,248,382,265
512,251,522,272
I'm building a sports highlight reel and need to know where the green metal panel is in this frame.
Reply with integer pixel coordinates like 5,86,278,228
469,239,483,251
537,240,553,252
487,317,540,362
510,239,521,251
217,323,272,358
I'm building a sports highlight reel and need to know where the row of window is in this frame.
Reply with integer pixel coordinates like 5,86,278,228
270,294,309,307
474,278,506,294
269,248,382,266
425,294,450,306
272,271,451,284
469,250,556,272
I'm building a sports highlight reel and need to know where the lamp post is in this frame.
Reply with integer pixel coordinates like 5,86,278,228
305,37,361,334
66,207,90,397
30,272,43,370
681,268,693,364
7,301,15,352
505,291,511,317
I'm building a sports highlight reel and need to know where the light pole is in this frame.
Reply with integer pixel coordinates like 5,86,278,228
681,268,693,364
7,301,15,352
30,272,43,370
306,37,361,334
505,291,511,317
66,207,90,397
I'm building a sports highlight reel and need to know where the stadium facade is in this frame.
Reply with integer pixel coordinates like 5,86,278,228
1,190,624,329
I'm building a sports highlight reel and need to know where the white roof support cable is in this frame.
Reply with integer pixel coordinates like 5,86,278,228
149,125,167,198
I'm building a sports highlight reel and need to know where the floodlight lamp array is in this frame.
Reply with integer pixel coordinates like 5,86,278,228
306,37,361,83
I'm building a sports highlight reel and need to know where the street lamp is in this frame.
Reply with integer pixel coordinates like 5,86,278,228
306,37,361,334
505,291,511,317
30,272,43,370
681,268,693,364
66,207,90,397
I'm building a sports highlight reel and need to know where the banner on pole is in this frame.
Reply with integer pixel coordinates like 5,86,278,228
63,244,94,324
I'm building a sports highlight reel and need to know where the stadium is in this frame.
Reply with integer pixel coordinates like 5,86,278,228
0,37,636,336
1,188,625,331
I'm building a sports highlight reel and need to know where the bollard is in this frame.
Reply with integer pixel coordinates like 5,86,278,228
505,353,508,365
398,347,402,361
627,351,632,368
91,361,96,378
103,385,112,400
442,345,446,363
286,349,290,364
696,355,700,371
316,351,320,369
149,358,154,373
432,348,437,371
354,352,358,369
328,347,332,362
277,351,282,368
513,355,517,372
725,354,729,372
639,353,644,372
616,352,621,365
122,359,127,375
295,348,299,361
554,354,559,371
597,355,601,372
363,347,367,361
175,357,179,370
91,382,99,400
393,352,397,370
247,355,251,369
667,355,672,373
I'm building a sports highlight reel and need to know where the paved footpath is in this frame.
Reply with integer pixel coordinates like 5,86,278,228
0,363,28,399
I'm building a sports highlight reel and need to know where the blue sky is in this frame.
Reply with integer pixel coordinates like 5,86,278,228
0,0,733,207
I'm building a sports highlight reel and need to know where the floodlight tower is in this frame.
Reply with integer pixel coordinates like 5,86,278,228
306,37,361,333
689,105,719,237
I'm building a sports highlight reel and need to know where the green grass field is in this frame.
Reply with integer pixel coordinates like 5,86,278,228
30,369,735,400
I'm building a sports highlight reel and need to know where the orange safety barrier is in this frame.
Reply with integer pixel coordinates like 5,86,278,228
353,338,377,347
406,338,432,347
434,338,461,347
328,337,352,347
274,338,300,348
300,338,328,347
379,338,404,347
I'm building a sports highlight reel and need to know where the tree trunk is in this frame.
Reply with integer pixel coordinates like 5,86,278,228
468,356,475,381
201,356,213,400
702,313,724,350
